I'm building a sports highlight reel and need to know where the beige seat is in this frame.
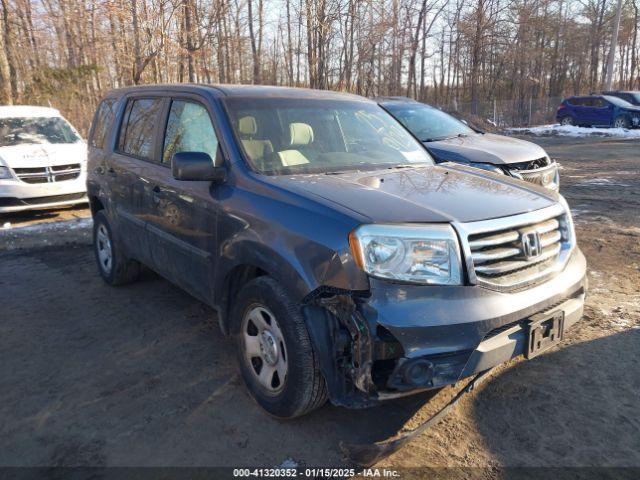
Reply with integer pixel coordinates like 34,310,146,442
278,123,313,167
238,116,273,162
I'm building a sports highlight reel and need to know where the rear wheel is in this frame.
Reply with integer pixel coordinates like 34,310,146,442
614,116,630,129
560,116,573,126
92,210,140,286
231,276,327,418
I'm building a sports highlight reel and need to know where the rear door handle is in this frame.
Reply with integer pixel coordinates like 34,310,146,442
152,185,162,204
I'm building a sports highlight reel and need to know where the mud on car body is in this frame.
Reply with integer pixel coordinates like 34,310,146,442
87,85,587,418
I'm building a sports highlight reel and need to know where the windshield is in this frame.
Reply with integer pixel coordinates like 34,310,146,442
0,117,82,147
224,98,433,175
382,103,474,142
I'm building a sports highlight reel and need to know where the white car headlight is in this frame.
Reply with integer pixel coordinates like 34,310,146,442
349,224,463,285
0,166,13,179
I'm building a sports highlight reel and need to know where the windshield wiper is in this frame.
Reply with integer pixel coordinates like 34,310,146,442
422,133,468,142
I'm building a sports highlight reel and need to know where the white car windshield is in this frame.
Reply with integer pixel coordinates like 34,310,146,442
224,98,433,175
0,117,82,147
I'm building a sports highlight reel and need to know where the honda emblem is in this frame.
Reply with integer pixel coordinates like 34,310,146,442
521,230,541,259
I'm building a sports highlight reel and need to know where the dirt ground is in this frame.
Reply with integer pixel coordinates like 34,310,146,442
0,136,638,473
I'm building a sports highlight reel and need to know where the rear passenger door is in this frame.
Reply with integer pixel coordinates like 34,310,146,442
143,98,219,303
111,96,166,264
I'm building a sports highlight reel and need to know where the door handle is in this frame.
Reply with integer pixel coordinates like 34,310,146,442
152,185,162,204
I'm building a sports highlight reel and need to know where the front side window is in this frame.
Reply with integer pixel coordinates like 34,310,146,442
90,99,116,149
224,98,432,175
383,103,474,142
163,101,218,164
118,98,163,160
0,117,82,147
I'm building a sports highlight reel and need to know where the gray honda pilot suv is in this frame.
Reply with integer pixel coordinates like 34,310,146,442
87,85,587,418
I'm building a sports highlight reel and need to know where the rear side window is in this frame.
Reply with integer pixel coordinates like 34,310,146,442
90,99,115,149
118,98,163,160
569,97,588,106
162,100,218,164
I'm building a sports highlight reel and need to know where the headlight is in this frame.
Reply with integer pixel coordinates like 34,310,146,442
558,195,576,249
468,162,504,175
349,224,463,285
0,166,13,179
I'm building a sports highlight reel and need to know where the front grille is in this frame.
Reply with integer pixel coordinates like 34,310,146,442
516,163,559,189
506,160,559,190
13,164,81,184
508,157,550,171
466,211,571,290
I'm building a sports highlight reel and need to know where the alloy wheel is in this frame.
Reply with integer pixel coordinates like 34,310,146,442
614,118,627,128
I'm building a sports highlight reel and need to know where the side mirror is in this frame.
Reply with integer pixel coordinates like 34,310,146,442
171,148,226,182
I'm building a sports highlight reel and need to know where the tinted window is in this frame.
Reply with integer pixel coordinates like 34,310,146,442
569,97,589,106
0,117,81,147
163,101,218,164
118,98,163,159
593,98,607,108
90,99,115,149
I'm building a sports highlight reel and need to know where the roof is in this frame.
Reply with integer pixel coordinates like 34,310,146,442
104,83,372,102
0,106,62,118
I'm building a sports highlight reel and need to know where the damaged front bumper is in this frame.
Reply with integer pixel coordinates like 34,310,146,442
303,248,587,408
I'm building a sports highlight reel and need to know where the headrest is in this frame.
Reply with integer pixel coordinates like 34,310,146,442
238,116,257,136
289,123,314,146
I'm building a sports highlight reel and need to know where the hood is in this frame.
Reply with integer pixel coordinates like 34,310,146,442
0,143,87,168
267,164,557,224
426,133,548,165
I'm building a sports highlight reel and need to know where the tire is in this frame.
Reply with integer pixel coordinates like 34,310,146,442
231,276,328,418
92,210,141,286
614,116,630,129
559,116,573,126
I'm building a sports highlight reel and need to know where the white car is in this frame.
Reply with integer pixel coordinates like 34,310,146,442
0,106,88,213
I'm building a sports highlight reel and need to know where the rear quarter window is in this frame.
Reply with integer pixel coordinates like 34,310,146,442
117,98,163,160
90,99,116,149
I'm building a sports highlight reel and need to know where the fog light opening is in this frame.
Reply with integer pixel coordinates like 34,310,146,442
402,359,434,386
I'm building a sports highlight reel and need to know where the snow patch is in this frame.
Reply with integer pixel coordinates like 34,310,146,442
0,217,92,234
507,124,640,139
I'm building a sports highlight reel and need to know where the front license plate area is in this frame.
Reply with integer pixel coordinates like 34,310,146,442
525,311,564,359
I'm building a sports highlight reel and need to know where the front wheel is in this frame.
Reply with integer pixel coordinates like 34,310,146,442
613,116,630,129
231,276,327,418
560,116,573,126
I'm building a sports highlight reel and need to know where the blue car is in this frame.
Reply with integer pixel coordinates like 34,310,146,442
556,94,640,128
